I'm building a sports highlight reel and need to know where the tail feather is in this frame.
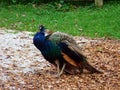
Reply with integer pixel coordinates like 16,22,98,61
82,59,102,74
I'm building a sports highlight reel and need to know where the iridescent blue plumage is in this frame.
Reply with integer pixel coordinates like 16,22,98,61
33,25,62,65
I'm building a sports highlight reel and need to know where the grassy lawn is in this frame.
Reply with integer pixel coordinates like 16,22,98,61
0,1,120,39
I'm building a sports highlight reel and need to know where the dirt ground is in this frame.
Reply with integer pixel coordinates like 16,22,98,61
0,29,120,90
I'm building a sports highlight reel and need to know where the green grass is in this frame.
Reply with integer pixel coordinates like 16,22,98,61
0,1,120,39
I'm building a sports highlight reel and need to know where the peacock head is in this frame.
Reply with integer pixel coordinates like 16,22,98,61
39,25,46,34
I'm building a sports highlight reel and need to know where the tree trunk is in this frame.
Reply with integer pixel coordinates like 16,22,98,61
95,0,103,7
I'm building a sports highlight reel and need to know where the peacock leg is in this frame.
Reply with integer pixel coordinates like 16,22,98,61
55,60,60,75
55,60,66,76
79,65,83,74
59,63,66,76
79,67,83,74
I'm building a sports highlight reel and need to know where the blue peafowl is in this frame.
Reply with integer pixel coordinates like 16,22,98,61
33,25,102,76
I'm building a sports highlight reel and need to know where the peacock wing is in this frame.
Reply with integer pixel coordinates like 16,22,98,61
58,41,86,67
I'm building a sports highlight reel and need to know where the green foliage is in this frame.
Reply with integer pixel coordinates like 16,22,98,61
0,1,120,39
1,0,39,4
50,1,72,12
0,0,65,4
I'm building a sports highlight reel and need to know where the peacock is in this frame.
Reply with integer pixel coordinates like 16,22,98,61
33,25,102,76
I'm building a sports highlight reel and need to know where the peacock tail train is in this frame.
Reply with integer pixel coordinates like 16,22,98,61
47,31,102,74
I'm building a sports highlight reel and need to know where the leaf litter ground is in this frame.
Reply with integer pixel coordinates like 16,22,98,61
0,29,120,90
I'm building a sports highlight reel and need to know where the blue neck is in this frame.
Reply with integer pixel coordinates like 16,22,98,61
33,32,46,49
